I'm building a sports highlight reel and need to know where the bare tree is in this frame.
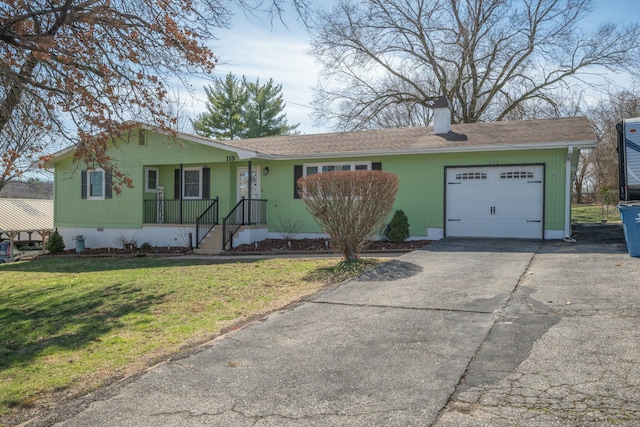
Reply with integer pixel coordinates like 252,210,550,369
309,0,640,130
297,170,400,260
0,94,60,193
587,89,640,198
573,148,594,204
0,0,308,191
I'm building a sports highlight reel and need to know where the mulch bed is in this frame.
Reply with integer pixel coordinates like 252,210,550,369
38,246,188,258
228,238,432,254
36,239,432,259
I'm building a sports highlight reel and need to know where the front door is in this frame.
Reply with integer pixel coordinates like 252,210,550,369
237,167,261,223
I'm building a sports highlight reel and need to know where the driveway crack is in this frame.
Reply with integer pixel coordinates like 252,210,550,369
430,243,542,426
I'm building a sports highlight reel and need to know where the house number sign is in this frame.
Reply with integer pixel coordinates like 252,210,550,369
226,155,236,162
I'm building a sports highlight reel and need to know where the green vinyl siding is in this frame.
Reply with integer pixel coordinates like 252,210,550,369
260,149,568,237
53,130,245,228
54,156,143,228
53,126,571,238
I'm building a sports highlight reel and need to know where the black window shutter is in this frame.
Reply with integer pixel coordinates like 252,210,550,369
293,165,303,199
174,169,181,199
372,162,382,170
81,170,87,199
105,170,113,199
202,167,210,199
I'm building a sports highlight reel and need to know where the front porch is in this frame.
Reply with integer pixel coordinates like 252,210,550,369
143,197,268,251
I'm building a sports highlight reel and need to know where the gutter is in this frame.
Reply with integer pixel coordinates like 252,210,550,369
249,139,597,161
564,145,576,242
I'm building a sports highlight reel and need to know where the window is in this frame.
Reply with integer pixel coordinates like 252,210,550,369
455,172,487,180
88,170,105,200
81,169,112,200
174,167,210,199
145,167,159,192
304,162,371,176
183,168,202,199
500,171,534,179
294,162,380,199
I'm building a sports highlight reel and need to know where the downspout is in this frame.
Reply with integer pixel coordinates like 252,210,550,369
564,145,576,242
247,160,252,225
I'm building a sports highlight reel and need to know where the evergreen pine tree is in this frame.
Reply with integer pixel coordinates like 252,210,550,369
46,230,65,254
192,73,298,139
192,73,247,140
243,77,299,138
388,209,410,243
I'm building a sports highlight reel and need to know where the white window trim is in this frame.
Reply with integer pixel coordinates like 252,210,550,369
87,169,105,201
303,161,372,177
182,167,202,199
145,167,159,193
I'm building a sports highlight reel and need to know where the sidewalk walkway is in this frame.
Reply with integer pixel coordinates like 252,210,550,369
29,231,640,426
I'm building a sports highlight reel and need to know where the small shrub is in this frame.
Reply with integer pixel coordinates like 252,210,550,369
140,242,152,251
116,235,138,251
388,209,410,243
46,230,65,254
275,216,303,240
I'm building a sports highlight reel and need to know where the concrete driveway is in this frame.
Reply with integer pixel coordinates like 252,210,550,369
30,225,640,426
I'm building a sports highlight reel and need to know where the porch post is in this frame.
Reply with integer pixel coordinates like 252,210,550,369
247,160,252,225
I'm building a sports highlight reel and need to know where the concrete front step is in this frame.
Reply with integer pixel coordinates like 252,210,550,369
192,227,231,254
193,228,222,254
193,225,252,254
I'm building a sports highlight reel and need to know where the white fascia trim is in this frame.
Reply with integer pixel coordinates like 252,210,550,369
175,135,258,160
139,125,259,160
47,125,260,166
260,139,597,161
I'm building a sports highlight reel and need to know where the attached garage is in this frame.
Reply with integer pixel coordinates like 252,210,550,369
445,165,544,239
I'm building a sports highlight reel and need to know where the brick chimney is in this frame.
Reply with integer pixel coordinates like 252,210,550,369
433,96,451,135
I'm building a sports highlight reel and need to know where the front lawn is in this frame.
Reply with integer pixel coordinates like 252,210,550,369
0,256,375,424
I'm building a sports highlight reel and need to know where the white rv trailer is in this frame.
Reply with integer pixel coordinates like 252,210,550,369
617,118,640,201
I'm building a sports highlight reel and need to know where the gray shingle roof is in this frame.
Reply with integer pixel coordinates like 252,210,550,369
220,116,596,158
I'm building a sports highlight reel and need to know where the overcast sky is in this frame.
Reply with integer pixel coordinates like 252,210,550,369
187,0,640,136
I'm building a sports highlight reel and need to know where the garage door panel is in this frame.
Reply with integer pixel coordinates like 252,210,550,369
493,203,541,221
446,165,544,239
447,185,490,202
488,221,542,239
447,219,490,237
447,201,492,221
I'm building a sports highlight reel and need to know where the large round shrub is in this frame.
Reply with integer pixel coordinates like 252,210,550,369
297,170,399,260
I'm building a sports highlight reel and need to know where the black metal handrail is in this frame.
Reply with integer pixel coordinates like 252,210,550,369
143,198,219,224
222,198,267,250
194,197,219,248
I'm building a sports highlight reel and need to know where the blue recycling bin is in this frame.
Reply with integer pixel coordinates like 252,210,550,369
619,204,640,257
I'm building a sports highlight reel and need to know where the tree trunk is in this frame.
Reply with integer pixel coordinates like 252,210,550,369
0,54,39,132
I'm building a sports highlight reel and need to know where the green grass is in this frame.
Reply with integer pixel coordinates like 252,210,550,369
0,256,376,422
572,203,621,224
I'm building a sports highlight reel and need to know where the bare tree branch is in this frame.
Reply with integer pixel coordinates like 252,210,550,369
309,0,640,130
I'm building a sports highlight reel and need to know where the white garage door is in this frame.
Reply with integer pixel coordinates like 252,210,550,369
446,165,544,239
